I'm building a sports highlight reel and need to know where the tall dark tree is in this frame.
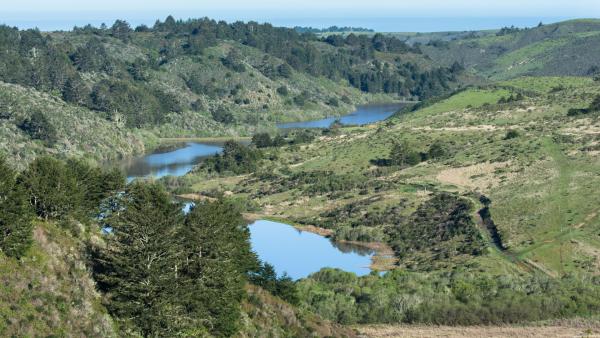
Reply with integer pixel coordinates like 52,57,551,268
93,183,186,336
180,199,257,336
18,156,79,220
0,157,33,258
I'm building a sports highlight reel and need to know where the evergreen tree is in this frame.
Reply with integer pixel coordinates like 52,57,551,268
180,199,257,336
0,157,33,258
93,183,186,336
18,156,79,220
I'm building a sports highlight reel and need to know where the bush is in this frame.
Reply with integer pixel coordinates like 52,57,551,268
18,111,58,146
211,107,236,124
276,86,289,96
504,129,520,139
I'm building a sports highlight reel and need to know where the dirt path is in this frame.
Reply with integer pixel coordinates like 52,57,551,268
356,324,600,337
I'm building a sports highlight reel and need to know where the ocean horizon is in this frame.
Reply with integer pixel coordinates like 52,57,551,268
0,11,573,32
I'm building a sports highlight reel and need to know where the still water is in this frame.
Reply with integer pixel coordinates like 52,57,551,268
120,142,223,182
249,220,374,279
276,103,405,129
121,103,403,181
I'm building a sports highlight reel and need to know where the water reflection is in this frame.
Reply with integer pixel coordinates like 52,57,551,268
277,103,406,129
249,220,374,279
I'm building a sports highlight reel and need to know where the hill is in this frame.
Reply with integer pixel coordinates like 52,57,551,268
0,16,469,165
177,76,600,326
419,19,600,79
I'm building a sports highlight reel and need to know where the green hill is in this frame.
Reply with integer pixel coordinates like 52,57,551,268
419,19,600,80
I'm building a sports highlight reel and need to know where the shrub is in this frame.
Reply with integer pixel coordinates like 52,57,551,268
18,111,58,146
504,129,520,139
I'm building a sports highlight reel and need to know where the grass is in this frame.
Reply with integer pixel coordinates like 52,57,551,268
181,76,600,278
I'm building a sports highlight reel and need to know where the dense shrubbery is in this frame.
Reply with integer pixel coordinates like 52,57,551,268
386,193,485,261
18,157,124,220
298,268,600,325
202,141,263,174
568,94,600,116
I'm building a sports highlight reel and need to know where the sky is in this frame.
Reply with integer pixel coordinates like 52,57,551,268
2,0,600,31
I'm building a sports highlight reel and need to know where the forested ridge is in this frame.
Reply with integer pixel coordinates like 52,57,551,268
0,16,462,129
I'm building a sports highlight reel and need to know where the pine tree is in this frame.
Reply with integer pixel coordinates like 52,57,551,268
180,199,257,337
0,157,33,258
93,182,186,336
18,156,79,220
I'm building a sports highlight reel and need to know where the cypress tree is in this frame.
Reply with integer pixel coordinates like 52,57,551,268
0,157,33,258
93,182,185,336
180,199,257,337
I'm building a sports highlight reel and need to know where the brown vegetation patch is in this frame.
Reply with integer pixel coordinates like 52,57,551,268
356,323,600,338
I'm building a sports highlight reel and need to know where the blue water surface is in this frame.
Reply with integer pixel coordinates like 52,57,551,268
249,220,374,279
277,103,404,129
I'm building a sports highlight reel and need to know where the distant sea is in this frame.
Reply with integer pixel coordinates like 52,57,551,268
0,11,574,32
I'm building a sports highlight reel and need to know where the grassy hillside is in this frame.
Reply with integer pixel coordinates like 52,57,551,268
174,76,600,325
419,19,600,80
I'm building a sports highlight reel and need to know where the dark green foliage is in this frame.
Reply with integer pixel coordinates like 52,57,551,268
92,183,188,336
276,85,289,96
65,159,125,213
389,141,421,167
181,199,257,336
504,129,520,140
251,133,286,148
211,106,236,124
18,111,58,146
386,193,485,260
0,157,33,258
18,157,79,220
428,140,449,160
18,157,124,220
277,63,293,78
110,20,132,42
202,141,262,174
248,262,299,305
221,49,246,73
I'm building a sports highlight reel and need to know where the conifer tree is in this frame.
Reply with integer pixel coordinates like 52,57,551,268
0,157,33,258
93,182,185,336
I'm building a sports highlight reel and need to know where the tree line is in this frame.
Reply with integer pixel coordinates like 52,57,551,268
0,155,297,336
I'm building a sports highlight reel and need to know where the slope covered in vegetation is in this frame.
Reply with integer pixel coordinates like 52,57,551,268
177,76,600,326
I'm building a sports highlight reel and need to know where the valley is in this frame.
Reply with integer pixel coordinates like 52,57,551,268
1,13,600,337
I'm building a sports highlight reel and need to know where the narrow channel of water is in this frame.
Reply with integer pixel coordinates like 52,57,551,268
277,103,406,129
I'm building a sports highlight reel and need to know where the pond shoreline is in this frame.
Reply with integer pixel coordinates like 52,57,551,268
243,213,397,272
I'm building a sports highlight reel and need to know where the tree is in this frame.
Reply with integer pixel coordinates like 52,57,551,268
428,140,448,160
504,129,520,140
111,20,132,42
18,157,79,220
93,183,186,336
180,199,257,336
276,85,289,96
211,106,235,125
252,133,273,148
277,63,293,78
18,111,58,146
390,141,421,167
0,157,33,258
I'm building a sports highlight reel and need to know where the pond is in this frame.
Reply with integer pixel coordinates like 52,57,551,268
276,103,406,129
249,220,374,279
